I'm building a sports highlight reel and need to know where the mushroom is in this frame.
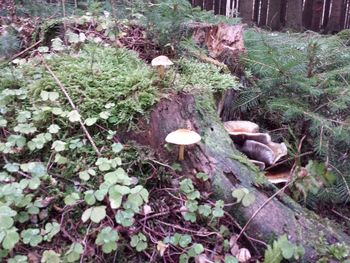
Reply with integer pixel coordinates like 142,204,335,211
250,159,266,170
265,171,290,184
224,120,259,134
267,141,288,163
239,140,276,165
151,55,173,79
165,129,201,161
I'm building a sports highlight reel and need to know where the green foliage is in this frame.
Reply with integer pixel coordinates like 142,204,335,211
232,188,256,207
130,233,148,252
29,44,158,126
95,227,119,253
242,30,350,204
263,235,305,263
176,58,240,93
41,250,60,263
137,0,239,46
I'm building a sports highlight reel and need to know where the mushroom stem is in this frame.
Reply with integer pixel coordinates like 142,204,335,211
178,145,185,161
157,66,165,79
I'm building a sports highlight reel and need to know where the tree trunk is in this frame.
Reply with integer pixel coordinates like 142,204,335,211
326,0,344,33
311,0,324,31
285,0,303,30
239,0,255,25
128,92,350,261
204,0,215,11
259,0,269,26
214,0,221,14
220,0,228,15
267,0,281,30
303,0,314,29
322,0,332,30
253,0,260,23
193,0,203,9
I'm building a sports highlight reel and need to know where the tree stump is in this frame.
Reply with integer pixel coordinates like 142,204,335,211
127,92,350,261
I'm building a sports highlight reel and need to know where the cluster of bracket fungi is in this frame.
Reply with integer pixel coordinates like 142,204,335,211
224,121,289,184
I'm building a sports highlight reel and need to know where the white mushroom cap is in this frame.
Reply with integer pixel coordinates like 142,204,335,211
165,129,201,145
151,55,173,67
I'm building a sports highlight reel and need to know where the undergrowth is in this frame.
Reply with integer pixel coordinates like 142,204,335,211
239,30,350,204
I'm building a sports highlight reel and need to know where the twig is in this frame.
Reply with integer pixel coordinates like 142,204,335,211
331,209,350,222
265,151,313,171
236,181,292,242
155,220,219,237
40,55,101,156
10,40,42,61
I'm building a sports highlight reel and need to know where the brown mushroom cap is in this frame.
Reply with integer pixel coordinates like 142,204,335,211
267,141,288,164
165,129,201,145
224,121,259,134
151,55,173,67
265,171,290,184
239,140,275,165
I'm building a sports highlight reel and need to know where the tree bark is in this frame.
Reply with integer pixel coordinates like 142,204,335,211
267,0,281,30
322,0,332,30
311,0,324,31
239,0,255,25
127,92,350,261
253,0,260,23
303,0,314,29
204,0,215,11
326,0,344,33
259,0,269,26
285,0,303,30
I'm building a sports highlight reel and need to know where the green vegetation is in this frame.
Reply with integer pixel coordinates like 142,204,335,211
1,0,350,262
240,30,350,204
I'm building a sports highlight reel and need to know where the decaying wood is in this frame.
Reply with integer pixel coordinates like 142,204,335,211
191,23,245,61
127,93,350,261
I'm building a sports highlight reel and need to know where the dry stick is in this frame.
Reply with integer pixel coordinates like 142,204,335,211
236,181,292,242
10,40,42,61
40,56,101,156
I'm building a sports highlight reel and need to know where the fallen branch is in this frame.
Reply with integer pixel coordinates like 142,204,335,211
236,181,292,242
40,55,101,156
10,40,42,61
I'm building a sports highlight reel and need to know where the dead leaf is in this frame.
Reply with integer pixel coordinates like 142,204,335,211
157,241,168,257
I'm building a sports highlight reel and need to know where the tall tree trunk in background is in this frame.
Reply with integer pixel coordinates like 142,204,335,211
253,0,260,23
311,0,324,31
194,0,203,9
259,0,268,26
240,0,255,25
220,0,228,15
340,0,348,29
285,0,303,30
205,0,215,11
267,0,281,30
215,0,221,14
303,0,314,29
326,0,344,33
280,0,287,27
322,0,332,29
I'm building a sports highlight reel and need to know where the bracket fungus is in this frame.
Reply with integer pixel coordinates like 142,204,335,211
165,129,201,161
223,120,287,167
151,55,173,79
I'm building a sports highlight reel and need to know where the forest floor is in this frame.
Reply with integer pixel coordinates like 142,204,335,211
1,2,350,263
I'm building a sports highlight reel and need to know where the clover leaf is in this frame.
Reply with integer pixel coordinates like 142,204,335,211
95,227,119,253
130,233,148,252
81,206,106,223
